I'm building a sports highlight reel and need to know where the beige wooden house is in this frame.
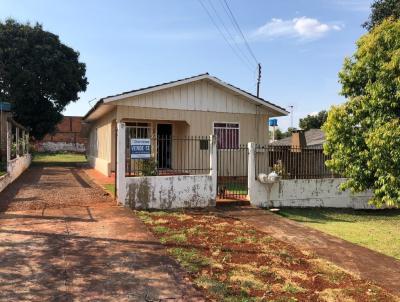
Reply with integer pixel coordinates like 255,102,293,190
83,73,288,176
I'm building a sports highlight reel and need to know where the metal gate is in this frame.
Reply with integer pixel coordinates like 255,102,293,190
217,145,248,200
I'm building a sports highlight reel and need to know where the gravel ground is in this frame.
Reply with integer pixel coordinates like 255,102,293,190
0,165,112,212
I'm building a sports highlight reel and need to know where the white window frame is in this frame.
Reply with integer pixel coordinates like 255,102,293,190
126,122,152,139
213,122,240,149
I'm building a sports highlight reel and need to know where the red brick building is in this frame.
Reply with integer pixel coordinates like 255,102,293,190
34,116,88,153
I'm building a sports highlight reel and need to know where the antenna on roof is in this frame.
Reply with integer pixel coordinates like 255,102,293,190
88,98,97,108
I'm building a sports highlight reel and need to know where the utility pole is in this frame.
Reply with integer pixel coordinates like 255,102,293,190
256,63,261,97
289,105,294,129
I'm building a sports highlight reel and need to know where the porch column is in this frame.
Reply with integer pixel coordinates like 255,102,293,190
210,134,217,204
247,142,256,202
116,122,126,205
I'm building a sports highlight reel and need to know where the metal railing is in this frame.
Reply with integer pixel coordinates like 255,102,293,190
255,145,337,179
217,144,248,200
125,135,211,177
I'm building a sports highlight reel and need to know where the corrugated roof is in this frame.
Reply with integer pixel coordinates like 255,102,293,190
271,129,325,146
84,73,288,120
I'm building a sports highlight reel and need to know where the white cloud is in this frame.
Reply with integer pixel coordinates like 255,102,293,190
252,17,342,41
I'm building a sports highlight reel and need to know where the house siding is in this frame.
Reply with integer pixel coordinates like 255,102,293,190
117,106,268,145
112,79,268,115
87,109,116,176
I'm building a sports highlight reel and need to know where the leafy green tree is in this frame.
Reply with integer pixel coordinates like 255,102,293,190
363,0,400,30
299,110,328,131
270,128,286,140
0,19,87,139
323,19,400,207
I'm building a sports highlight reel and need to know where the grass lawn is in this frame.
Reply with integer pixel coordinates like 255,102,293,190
103,183,115,195
32,152,87,165
277,208,400,260
0,171,6,177
137,210,396,302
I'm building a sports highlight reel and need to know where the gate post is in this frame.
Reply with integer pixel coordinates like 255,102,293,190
210,134,217,204
248,142,256,201
116,122,126,205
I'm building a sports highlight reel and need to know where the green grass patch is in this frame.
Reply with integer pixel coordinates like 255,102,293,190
168,248,210,273
103,183,115,195
277,208,400,259
152,225,170,234
32,152,87,165
0,171,6,177
167,233,187,243
224,183,248,195
283,282,304,294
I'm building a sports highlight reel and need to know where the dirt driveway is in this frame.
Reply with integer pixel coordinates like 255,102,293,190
0,165,204,301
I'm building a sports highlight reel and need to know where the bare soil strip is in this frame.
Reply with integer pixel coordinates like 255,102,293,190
138,209,399,302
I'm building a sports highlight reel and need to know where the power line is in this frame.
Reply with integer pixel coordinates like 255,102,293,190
219,0,259,65
205,0,256,69
197,0,255,73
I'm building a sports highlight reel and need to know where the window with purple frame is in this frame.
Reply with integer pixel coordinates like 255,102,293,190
213,122,239,149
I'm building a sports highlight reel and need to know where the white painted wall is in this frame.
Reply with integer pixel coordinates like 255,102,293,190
36,142,86,153
249,177,375,209
123,175,215,209
0,154,31,193
247,143,375,209
116,122,217,209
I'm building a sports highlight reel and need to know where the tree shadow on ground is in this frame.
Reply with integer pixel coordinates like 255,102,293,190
0,227,197,301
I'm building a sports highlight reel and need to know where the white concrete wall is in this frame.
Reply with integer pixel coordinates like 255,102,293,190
36,142,86,153
249,177,375,209
247,142,375,209
116,122,217,209
122,175,215,209
0,154,31,193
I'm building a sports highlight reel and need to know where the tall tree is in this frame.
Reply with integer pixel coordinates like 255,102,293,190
0,19,88,139
363,0,400,30
323,19,400,207
299,110,327,131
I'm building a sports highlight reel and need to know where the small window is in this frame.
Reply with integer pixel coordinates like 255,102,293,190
213,122,239,149
126,122,151,139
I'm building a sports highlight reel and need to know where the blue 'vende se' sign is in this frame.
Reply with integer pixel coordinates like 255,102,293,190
131,138,151,159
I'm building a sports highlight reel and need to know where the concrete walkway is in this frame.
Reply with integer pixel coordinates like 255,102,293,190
219,206,400,296
0,165,204,301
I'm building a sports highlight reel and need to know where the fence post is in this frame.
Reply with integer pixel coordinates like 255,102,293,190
6,121,11,171
116,122,126,205
210,134,217,204
248,142,256,201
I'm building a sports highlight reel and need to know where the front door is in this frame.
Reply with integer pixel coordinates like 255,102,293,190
157,124,172,169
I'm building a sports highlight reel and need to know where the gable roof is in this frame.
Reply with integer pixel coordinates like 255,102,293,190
83,73,289,121
271,129,325,147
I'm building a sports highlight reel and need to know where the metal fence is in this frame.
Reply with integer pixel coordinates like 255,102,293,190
217,144,248,200
255,145,337,179
125,135,211,177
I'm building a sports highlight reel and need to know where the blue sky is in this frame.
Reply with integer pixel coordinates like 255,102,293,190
0,0,372,130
